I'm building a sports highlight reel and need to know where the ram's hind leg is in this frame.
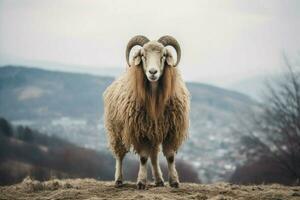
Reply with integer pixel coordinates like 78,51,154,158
134,140,155,190
162,142,180,188
150,146,164,187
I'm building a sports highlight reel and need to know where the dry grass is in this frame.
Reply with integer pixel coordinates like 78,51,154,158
0,177,300,200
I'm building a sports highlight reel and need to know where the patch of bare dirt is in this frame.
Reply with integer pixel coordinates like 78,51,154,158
0,177,299,200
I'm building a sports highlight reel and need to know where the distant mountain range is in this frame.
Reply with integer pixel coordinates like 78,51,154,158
0,65,256,120
0,66,258,183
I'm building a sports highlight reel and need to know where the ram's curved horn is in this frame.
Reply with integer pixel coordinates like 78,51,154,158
158,35,181,67
126,35,150,67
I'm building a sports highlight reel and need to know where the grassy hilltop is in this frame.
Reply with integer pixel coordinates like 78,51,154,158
1,178,300,200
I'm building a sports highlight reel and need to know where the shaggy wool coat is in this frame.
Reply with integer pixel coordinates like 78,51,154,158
103,65,190,156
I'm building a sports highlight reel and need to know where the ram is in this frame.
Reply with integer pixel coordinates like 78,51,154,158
103,35,190,189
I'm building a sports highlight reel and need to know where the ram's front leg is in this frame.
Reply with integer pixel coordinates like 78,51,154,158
136,149,150,189
113,143,127,187
114,154,125,187
163,144,179,188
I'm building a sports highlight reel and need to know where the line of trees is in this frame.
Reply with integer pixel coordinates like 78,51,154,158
231,56,300,185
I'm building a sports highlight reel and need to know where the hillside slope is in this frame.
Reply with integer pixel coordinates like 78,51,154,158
1,178,299,200
0,118,200,186
0,66,258,182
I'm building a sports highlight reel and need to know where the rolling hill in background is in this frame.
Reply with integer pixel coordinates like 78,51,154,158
0,118,200,186
0,66,258,183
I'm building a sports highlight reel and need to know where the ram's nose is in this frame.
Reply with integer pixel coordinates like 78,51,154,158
149,68,158,75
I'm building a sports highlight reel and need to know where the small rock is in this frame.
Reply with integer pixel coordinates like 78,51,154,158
208,195,233,200
193,193,208,200
292,192,300,197
64,183,73,189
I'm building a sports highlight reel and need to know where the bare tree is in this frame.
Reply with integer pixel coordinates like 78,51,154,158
234,55,300,184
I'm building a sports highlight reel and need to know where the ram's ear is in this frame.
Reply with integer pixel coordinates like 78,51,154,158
134,56,141,66
165,49,175,66
132,49,142,66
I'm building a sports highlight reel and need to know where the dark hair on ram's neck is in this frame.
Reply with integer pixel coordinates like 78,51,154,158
129,64,176,120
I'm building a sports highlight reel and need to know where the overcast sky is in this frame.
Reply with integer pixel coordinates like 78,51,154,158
0,0,299,87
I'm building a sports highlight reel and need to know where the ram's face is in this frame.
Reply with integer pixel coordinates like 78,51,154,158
126,35,181,82
133,41,174,82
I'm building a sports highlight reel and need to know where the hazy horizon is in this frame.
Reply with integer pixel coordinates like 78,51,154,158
0,0,299,88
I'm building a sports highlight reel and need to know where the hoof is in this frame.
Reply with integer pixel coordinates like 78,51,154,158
170,182,179,188
115,180,123,188
137,181,146,190
155,180,164,187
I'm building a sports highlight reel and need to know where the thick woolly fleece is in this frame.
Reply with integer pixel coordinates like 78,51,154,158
103,65,190,157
